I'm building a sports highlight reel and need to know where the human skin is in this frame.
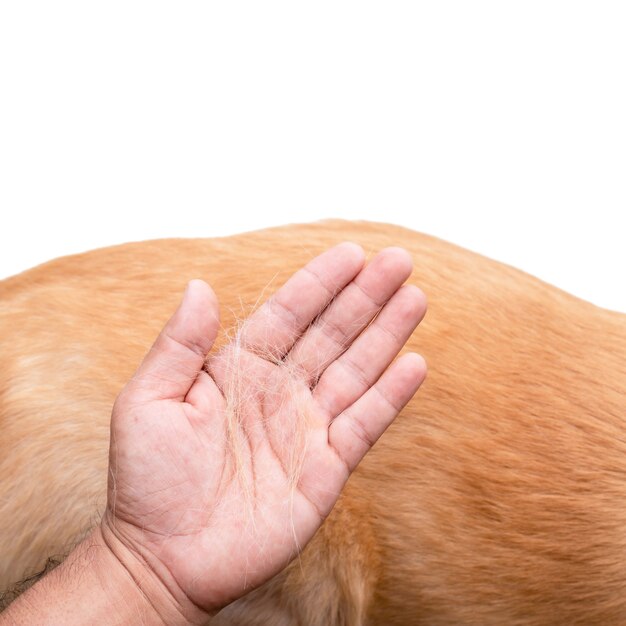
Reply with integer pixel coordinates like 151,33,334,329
0,243,427,625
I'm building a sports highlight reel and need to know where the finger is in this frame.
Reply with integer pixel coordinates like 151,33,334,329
121,280,220,404
286,247,414,385
238,242,365,359
313,284,426,420
328,353,427,473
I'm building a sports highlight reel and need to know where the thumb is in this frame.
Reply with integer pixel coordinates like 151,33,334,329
121,279,220,404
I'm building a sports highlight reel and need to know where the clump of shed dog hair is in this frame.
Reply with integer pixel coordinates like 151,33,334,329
204,298,320,518
203,261,369,522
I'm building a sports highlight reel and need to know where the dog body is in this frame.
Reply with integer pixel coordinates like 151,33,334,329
1,220,625,625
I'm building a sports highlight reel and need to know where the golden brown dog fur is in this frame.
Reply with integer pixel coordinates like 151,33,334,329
0,220,625,625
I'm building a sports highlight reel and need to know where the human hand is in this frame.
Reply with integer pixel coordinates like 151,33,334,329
101,243,427,623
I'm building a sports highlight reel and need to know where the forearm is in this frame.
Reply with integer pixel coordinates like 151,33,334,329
0,527,204,626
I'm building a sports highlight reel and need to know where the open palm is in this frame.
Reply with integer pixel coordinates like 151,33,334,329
102,243,427,618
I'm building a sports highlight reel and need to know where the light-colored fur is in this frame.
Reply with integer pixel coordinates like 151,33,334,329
1,220,625,625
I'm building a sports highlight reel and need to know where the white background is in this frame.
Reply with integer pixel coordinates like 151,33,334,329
1,2,624,312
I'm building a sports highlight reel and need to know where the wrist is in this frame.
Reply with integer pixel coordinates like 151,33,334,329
0,525,210,626
99,516,213,626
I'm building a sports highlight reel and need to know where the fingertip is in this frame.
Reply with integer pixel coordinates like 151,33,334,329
173,279,220,356
186,278,215,299
336,241,366,267
375,247,414,281
397,284,428,321
401,352,428,384
404,283,427,306
183,279,219,315
384,246,413,265
187,278,208,291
